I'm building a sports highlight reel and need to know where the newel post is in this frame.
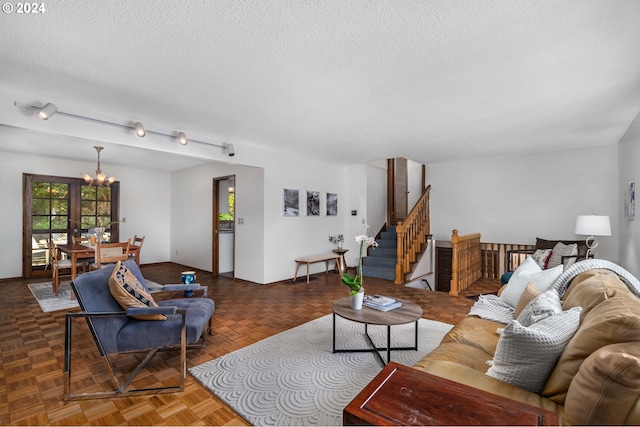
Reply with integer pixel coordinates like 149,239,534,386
395,221,404,284
450,229,459,296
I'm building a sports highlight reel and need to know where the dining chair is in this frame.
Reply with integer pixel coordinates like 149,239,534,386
47,239,77,295
90,240,130,270
128,235,145,265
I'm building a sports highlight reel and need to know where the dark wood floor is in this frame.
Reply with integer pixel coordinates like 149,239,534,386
0,263,499,426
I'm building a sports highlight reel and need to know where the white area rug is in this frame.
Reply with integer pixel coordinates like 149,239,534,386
28,282,79,312
190,314,452,426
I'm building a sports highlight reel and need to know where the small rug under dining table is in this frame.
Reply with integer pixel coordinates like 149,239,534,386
189,313,453,426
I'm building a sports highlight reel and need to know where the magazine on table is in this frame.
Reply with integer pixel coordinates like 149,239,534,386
363,295,402,311
363,301,403,311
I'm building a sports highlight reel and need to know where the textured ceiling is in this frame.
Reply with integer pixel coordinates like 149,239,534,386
1,0,640,168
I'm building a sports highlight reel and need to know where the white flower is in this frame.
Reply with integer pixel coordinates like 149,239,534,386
355,235,378,247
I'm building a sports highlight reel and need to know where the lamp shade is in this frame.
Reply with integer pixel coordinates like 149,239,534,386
575,215,611,236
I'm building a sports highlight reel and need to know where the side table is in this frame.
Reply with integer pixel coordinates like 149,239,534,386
344,362,558,426
332,297,423,367
332,248,349,274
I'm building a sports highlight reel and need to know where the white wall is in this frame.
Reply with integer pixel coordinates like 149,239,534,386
618,112,640,278
170,162,265,283
260,153,352,282
0,150,171,279
170,148,365,284
427,144,620,263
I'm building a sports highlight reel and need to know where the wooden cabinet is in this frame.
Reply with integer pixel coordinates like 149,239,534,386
344,362,558,426
435,244,452,292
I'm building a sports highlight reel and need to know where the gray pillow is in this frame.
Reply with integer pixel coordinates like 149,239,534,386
547,242,578,269
486,306,582,393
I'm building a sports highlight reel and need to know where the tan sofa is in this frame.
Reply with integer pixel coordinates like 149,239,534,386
413,266,640,425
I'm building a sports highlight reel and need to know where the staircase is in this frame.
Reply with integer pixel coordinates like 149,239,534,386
362,185,432,284
361,225,397,281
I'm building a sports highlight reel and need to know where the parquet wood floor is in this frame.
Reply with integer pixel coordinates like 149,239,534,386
0,263,499,426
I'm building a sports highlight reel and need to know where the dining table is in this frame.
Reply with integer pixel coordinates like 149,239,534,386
57,243,96,282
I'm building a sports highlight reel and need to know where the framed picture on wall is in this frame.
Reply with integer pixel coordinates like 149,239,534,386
283,188,299,216
306,190,320,216
326,193,338,216
626,181,635,220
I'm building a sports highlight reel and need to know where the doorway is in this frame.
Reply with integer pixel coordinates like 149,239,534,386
212,175,235,278
22,173,120,278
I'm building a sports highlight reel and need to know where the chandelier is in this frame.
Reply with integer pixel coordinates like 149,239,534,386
82,146,116,186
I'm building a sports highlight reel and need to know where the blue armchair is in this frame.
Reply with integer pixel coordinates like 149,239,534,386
64,260,214,400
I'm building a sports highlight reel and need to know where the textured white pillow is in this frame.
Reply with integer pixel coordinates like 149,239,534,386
486,306,582,393
547,242,578,269
516,289,563,327
500,258,563,307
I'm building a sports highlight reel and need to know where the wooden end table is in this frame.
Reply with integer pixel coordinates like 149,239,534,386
332,297,423,367
344,362,559,426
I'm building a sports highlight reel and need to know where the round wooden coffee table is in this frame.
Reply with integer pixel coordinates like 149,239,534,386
331,296,423,366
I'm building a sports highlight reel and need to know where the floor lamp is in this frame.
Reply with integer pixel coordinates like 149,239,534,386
575,214,611,259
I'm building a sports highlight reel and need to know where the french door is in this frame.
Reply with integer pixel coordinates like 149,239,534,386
22,174,120,278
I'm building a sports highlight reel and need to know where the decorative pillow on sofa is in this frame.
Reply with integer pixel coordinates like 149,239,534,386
531,249,552,269
513,283,541,319
546,242,578,269
486,306,582,394
499,257,563,308
516,288,563,327
108,260,166,320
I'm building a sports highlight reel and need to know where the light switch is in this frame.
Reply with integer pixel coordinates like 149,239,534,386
238,218,244,224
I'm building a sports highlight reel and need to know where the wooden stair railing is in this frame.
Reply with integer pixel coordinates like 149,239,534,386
449,229,536,296
395,185,431,284
450,230,482,296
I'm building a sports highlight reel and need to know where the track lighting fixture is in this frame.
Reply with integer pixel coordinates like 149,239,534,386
133,122,146,137
177,132,188,146
37,103,57,120
16,101,235,155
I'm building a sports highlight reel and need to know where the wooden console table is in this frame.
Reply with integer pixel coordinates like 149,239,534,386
344,362,558,426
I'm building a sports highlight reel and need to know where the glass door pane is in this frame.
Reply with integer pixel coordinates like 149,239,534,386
81,184,113,242
24,173,119,278
31,181,70,271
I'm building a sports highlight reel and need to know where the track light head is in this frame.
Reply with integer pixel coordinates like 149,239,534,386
177,132,188,145
37,103,57,120
225,143,235,157
133,122,146,137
